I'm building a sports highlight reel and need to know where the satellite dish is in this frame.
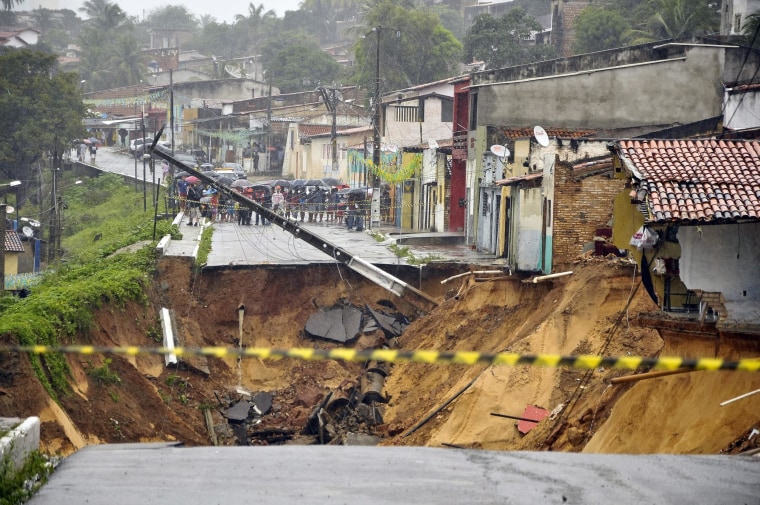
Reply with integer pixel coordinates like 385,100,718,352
489,145,510,159
428,139,439,150
5,205,13,214
22,226,33,238
534,126,550,147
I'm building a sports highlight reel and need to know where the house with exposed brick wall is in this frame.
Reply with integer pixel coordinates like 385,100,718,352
610,139,760,334
490,132,612,273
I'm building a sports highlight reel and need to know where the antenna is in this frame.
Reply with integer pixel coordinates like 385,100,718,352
489,144,510,160
4,205,14,214
534,126,550,147
22,226,33,238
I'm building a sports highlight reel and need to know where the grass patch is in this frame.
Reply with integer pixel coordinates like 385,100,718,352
195,224,213,269
87,358,121,386
0,173,176,399
0,451,55,505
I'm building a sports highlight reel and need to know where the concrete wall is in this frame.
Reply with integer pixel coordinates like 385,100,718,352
475,47,726,129
678,223,760,303
383,96,454,149
515,187,543,271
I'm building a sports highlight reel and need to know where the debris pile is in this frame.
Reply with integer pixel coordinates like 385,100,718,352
215,300,410,446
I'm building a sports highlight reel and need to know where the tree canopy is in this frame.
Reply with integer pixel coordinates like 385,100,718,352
463,8,555,69
352,0,462,93
572,5,630,54
260,34,342,93
0,48,87,180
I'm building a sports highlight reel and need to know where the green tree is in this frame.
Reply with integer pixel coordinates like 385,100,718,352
0,48,87,181
234,3,277,53
352,0,461,93
79,0,128,32
0,0,22,10
741,11,760,49
260,34,342,93
626,0,720,44
572,5,630,54
146,5,198,31
463,9,555,69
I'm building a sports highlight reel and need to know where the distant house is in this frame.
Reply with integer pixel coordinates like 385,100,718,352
3,229,29,291
610,139,760,333
0,27,39,47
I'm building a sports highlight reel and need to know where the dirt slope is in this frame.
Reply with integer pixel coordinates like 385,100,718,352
1,256,758,456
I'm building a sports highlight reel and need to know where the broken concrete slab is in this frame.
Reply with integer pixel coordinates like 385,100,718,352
305,305,362,343
345,432,380,446
366,306,406,338
252,392,272,416
226,401,252,422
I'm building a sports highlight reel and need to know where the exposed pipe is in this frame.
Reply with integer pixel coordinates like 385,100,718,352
720,387,760,407
524,271,573,284
441,270,504,284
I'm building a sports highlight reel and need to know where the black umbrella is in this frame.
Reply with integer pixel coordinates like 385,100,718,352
217,176,235,187
272,179,291,188
321,177,343,187
291,179,306,188
231,179,254,188
304,179,328,187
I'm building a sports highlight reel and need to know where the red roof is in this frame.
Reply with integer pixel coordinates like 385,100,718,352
616,139,760,223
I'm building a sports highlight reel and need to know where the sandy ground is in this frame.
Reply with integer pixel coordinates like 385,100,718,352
1,255,758,457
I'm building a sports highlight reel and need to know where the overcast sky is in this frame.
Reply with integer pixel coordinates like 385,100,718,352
17,0,304,25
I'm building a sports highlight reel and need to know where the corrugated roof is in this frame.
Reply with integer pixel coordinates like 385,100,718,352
616,139,760,223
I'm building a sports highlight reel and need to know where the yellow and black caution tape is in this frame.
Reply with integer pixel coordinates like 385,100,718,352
0,345,758,372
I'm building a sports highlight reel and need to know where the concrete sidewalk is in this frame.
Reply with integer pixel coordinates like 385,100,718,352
162,211,501,268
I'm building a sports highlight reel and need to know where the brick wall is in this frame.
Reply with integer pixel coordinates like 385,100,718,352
555,1,593,58
553,160,625,265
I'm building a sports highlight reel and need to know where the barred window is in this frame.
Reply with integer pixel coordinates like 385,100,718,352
395,106,419,122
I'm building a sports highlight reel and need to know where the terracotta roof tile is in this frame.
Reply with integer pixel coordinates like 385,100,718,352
501,126,596,140
5,231,25,253
617,139,760,223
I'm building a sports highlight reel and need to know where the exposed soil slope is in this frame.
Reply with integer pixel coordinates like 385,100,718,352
1,256,758,457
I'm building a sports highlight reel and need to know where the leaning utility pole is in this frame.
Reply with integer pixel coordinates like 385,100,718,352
372,26,381,177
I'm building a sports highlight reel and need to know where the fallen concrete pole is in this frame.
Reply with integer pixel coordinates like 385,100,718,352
149,133,438,312
159,307,178,366
609,368,694,384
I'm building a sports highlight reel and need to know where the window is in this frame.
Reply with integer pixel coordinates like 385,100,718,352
441,99,453,123
734,13,742,33
395,106,419,122
469,92,478,130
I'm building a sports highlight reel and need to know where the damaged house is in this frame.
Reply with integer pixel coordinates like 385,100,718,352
610,139,760,334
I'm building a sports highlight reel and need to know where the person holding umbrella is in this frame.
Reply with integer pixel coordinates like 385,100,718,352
186,179,203,226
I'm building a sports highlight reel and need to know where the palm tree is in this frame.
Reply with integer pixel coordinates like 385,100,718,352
107,34,145,87
79,0,128,31
742,12,760,49
234,3,276,52
626,0,720,44
0,0,22,10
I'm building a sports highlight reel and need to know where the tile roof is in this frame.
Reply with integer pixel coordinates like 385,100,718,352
5,231,25,253
501,127,596,140
298,124,336,138
616,139,760,223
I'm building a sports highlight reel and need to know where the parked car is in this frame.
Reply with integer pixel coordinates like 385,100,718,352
221,162,246,179
136,140,170,158
190,149,208,164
